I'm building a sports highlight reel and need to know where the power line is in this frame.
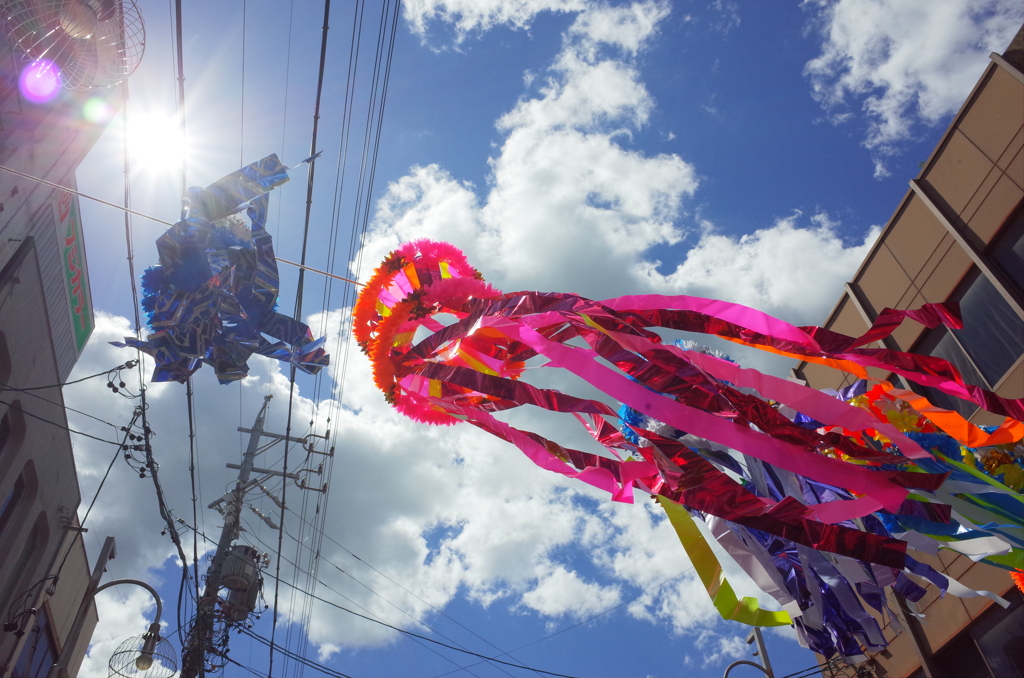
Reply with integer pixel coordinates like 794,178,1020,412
0,399,123,446
435,569,694,678
0,165,176,225
779,659,849,678
271,0,334,670
283,503,527,673
1,378,128,432
240,516,496,677
181,521,576,678
239,627,351,678
261,567,579,678
0,362,137,391
0,164,361,284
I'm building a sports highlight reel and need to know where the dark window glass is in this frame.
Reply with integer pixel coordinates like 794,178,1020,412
989,203,1024,292
0,518,40,622
909,325,986,418
951,270,1024,386
970,589,1024,678
0,412,11,456
12,606,57,678
0,475,25,542
931,629,992,678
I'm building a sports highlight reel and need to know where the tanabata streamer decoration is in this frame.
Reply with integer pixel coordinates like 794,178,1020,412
354,240,1024,661
113,154,329,383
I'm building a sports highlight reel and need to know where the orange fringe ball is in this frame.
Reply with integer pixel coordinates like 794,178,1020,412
1011,569,1024,595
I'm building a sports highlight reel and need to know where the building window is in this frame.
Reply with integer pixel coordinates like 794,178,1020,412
989,202,1024,292
0,331,10,385
927,589,1023,678
0,512,45,618
969,588,1024,678
0,403,26,477
0,474,26,544
0,411,12,457
952,269,1024,386
908,267,1024,416
11,606,57,678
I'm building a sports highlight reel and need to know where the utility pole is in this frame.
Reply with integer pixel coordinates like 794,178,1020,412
180,395,329,677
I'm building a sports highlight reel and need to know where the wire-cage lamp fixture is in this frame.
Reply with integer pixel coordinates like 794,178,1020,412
107,622,177,678
0,0,146,90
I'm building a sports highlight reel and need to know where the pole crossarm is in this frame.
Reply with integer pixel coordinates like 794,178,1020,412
181,395,273,678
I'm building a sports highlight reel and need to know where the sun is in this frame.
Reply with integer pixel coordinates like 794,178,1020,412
125,110,186,174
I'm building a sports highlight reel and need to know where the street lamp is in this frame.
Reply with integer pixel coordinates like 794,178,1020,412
47,537,176,678
107,620,176,677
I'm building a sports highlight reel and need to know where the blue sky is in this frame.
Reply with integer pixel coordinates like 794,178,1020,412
52,1,1021,677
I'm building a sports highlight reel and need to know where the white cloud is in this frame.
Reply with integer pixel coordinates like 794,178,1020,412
804,0,1022,175
67,0,865,671
699,632,748,667
648,212,881,327
403,0,587,42
520,566,621,617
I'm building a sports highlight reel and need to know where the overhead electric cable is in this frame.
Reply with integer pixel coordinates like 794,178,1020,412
184,521,574,678
270,0,334,673
239,627,352,678
284,503,530,672
122,87,197,645
238,516,485,677
294,1,404,666
0,165,174,225
435,569,695,678
262,570,578,678
273,0,296,242
0,380,127,431
0,400,124,446
174,0,187,196
0,363,136,391
245,516,502,677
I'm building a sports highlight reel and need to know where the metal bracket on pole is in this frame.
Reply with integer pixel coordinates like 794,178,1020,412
225,463,299,480
237,427,307,444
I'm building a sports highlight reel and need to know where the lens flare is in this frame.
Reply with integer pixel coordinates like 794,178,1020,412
83,97,112,124
19,60,61,103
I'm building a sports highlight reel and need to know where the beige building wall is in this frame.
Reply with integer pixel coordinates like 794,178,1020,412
0,19,125,678
0,239,93,677
796,28,1024,678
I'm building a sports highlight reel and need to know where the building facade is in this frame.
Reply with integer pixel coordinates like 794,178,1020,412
0,16,123,677
794,27,1024,678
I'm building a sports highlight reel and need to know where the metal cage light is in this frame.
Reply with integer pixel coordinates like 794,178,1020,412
0,0,145,90
107,623,177,678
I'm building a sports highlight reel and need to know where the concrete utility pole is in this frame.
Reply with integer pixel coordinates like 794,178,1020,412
181,395,274,678
180,395,328,678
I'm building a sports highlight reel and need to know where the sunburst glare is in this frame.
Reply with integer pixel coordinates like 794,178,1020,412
125,110,187,175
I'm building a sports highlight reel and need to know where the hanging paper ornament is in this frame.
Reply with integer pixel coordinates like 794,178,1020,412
355,239,1023,661
113,154,329,383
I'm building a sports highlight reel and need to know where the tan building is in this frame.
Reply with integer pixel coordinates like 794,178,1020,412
793,26,1024,678
0,15,125,677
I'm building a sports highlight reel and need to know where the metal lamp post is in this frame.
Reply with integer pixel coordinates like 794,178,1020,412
47,536,174,678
